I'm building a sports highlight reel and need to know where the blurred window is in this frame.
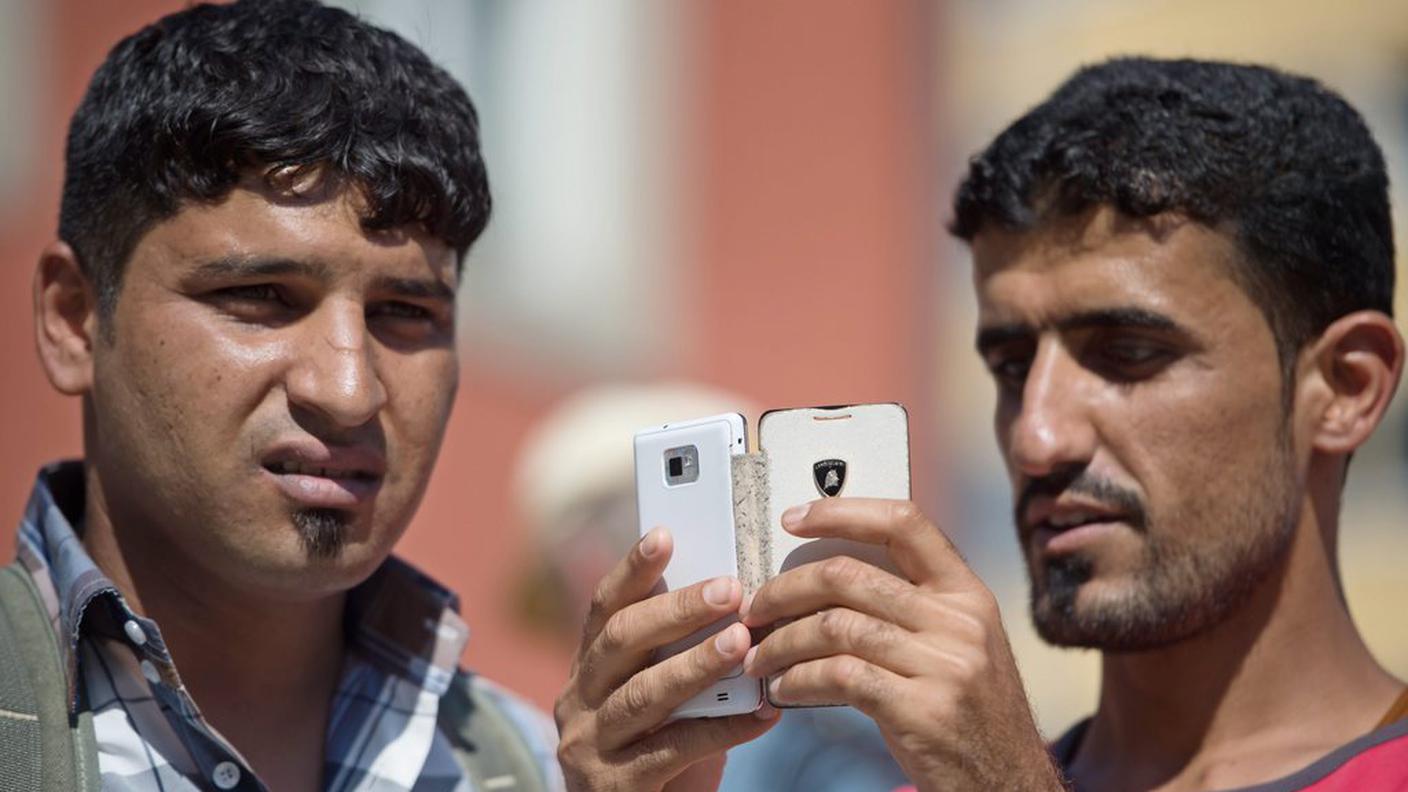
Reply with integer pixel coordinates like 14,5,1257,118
334,0,682,374
0,0,37,207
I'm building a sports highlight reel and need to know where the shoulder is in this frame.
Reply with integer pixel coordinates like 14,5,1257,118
438,671,565,792
1262,719,1408,791
466,673,560,752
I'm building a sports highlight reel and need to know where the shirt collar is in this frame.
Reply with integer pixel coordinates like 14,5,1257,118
15,459,471,710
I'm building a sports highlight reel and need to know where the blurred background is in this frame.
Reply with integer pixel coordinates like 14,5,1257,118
1,0,1406,744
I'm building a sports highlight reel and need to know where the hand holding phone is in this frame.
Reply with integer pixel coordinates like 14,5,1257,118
554,513,780,791
632,414,764,718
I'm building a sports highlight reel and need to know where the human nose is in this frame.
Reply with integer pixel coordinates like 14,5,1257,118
1005,340,1097,479
284,302,387,429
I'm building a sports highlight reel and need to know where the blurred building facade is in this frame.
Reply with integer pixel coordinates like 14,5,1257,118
0,0,1404,742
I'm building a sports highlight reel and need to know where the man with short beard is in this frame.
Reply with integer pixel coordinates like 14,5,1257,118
554,58,1408,790
0,1,563,790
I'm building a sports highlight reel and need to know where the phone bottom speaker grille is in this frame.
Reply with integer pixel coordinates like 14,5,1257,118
715,692,730,702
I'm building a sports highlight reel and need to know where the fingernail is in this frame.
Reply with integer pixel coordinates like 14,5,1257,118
781,504,810,530
767,677,785,704
739,592,754,620
639,528,661,558
715,625,740,655
703,577,735,606
755,701,780,720
742,646,758,674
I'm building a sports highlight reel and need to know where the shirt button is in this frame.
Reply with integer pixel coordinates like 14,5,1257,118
123,619,148,646
139,659,161,684
212,761,241,789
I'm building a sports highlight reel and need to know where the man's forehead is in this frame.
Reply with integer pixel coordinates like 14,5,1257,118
140,181,458,286
969,207,1250,331
971,206,1200,275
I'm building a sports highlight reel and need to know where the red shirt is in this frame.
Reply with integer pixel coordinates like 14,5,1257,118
890,690,1408,792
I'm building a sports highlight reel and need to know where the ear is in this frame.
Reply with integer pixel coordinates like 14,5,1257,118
34,241,100,396
1300,310,1404,455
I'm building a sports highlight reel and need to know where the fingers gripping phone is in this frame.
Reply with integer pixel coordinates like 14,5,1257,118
758,403,911,708
633,414,762,719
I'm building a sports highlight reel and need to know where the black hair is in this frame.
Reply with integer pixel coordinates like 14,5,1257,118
951,57,1394,365
59,0,490,316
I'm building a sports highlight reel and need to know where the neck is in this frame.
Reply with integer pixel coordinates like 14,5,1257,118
80,461,346,759
1070,472,1402,791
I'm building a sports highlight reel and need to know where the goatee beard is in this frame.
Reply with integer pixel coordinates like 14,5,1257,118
292,508,349,560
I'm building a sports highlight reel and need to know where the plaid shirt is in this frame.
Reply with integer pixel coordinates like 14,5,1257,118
15,461,564,792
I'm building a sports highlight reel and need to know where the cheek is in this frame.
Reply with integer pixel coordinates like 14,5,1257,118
101,305,290,469
1117,367,1286,523
382,353,458,470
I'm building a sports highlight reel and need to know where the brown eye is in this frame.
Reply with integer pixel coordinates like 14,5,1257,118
370,301,433,320
986,353,1031,390
219,284,285,303
1089,339,1175,382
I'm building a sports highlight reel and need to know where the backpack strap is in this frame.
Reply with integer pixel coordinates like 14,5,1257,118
437,671,551,792
0,561,100,792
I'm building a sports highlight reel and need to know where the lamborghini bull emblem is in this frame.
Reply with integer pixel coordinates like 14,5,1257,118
813,459,847,497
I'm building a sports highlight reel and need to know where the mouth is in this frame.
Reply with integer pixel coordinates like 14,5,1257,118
264,460,380,480
260,445,385,509
1025,502,1132,556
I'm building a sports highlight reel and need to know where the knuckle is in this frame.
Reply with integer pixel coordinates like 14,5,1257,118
887,499,923,528
944,646,989,684
598,610,632,654
818,607,854,643
613,676,655,722
630,729,690,780
971,586,1002,622
587,580,614,621
555,742,573,772
828,655,867,690
554,722,590,770
852,618,893,655
819,555,863,589
552,694,574,729
949,605,991,647
689,639,722,677
673,587,706,624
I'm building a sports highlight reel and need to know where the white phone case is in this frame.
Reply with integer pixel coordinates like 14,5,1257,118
759,403,911,577
634,414,762,719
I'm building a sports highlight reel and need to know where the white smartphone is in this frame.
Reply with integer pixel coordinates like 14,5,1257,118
758,403,910,576
633,413,762,719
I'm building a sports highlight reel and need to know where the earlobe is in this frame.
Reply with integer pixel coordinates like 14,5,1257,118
1306,311,1404,455
33,241,99,396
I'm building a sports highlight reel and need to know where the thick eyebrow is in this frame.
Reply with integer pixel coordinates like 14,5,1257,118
189,254,333,282
188,255,453,301
975,307,1187,355
370,275,455,302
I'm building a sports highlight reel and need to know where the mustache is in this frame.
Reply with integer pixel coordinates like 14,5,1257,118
1015,466,1148,535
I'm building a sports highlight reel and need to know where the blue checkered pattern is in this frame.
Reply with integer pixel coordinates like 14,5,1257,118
15,461,564,792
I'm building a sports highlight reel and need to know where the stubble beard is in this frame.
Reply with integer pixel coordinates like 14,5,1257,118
1024,436,1299,652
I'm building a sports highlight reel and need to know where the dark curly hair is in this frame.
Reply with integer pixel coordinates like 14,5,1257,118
59,0,490,318
951,57,1394,366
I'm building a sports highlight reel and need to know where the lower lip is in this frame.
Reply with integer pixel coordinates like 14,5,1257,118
263,469,381,509
1034,521,1126,555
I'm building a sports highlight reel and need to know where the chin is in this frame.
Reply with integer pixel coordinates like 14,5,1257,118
225,525,398,601
1030,574,1214,653
243,551,388,601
